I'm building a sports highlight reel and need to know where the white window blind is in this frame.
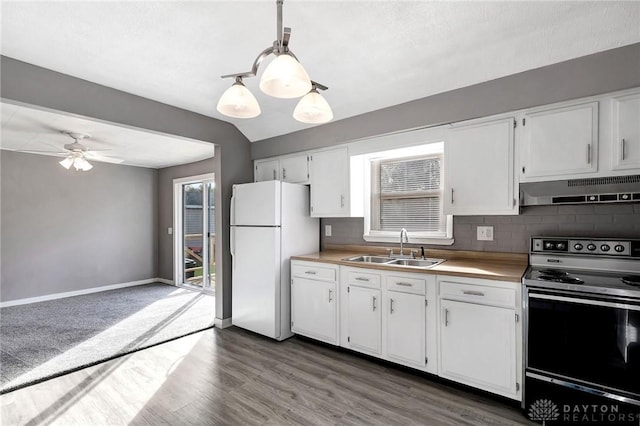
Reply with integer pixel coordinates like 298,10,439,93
371,155,444,234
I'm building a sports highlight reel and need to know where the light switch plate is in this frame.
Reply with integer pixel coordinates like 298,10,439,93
168,227,173,235
477,226,493,241
325,225,332,237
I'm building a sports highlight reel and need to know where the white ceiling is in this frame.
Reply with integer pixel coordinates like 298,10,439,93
0,102,215,169
1,1,639,143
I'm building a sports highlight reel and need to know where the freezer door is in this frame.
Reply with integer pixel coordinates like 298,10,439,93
231,181,281,226
231,226,281,339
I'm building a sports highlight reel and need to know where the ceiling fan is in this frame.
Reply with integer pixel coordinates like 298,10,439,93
21,131,125,171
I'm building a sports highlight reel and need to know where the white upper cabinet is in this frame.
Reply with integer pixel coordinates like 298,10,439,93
612,93,640,170
520,101,599,180
309,147,352,217
254,159,280,182
255,155,309,184
445,117,517,215
280,154,309,184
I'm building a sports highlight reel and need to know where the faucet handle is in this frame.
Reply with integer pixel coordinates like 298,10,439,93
411,249,418,259
387,248,393,256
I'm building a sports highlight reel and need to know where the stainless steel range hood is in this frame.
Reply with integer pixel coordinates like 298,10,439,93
520,175,640,206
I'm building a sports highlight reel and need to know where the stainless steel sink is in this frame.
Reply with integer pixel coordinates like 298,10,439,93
342,255,395,263
388,258,445,268
342,255,445,269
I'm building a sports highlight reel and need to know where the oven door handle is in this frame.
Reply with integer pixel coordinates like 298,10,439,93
529,293,640,311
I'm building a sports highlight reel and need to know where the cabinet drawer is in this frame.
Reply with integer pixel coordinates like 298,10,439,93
292,264,336,282
347,270,381,289
386,275,426,295
439,281,515,308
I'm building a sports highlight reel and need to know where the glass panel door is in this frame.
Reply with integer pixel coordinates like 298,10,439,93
175,174,215,294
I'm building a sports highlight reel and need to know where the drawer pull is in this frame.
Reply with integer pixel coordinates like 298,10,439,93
355,277,370,282
305,271,317,275
395,282,413,287
463,290,485,297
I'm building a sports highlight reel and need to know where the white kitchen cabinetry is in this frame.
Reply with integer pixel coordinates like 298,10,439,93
612,93,640,170
437,278,520,400
343,268,382,355
254,159,280,182
445,117,517,215
309,147,353,217
291,261,338,345
520,101,599,180
386,274,428,370
255,155,309,184
280,155,310,184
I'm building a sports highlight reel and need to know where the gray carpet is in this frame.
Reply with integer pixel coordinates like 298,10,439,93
0,283,215,394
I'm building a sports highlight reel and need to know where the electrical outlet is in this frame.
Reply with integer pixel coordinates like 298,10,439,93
325,225,332,237
168,227,173,235
477,226,494,241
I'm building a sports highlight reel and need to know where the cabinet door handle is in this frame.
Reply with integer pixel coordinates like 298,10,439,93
462,290,485,296
328,289,333,303
451,188,454,204
444,308,449,326
355,277,370,282
396,282,412,287
390,298,394,314
305,271,317,275
621,139,626,161
273,169,277,180
372,296,377,311
340,195,345,208
282,168,287,180
587,144,591,164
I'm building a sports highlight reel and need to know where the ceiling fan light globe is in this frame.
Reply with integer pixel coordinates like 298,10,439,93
293,90,333,124
59,156,74,170
259,54,311,99
217,81,261,119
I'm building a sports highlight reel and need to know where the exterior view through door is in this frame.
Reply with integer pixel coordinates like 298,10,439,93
174,174,215,293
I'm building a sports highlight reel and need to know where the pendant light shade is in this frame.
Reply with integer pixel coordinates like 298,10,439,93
216,78,261,118
59,153,93,171
259,53,312,99
59,156,74,170
293,88,333,124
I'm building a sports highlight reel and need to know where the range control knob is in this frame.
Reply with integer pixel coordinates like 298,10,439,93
614,245,625,253
601,244,611,252
587,244,597,251
556,242,567,250
544,242,555,250
574,243,584,251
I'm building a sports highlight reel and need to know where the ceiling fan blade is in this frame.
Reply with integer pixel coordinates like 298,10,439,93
85,151,125,164
18,149,69,156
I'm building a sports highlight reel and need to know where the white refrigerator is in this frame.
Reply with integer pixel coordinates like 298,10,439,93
230,180,319,341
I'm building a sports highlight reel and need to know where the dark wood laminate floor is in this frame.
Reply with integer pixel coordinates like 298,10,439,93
0,327,534,425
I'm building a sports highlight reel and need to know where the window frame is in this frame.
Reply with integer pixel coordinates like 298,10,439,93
362,144,453,245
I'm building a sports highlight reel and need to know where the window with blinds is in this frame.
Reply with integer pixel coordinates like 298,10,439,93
370,154,445,234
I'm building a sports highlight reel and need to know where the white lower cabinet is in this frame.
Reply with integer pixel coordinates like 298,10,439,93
386,290,425,368
291,260,521,401
290,261,338,345
437,278,521,400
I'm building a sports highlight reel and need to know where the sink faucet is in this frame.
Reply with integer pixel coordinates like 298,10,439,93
399,228,409,256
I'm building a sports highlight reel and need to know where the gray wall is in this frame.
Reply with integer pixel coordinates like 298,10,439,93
0,150,157,302
252,43,640,159
157,157,216,281
321,204,640,254
1,56,253,320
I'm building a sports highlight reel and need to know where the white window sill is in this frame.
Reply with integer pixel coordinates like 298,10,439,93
363,234,454,246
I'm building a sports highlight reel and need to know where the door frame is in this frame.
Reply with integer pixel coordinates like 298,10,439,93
173,173,216,293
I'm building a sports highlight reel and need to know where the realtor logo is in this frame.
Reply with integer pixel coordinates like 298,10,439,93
528,399,560,425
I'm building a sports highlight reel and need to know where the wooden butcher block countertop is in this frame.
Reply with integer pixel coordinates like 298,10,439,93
291,244,529,283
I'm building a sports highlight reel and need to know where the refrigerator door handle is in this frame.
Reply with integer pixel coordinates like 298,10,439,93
230,227,235,257
230,192,236,226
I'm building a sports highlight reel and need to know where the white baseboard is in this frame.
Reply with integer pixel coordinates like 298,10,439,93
0,279,158,308
156,278,175,285
215,317,233,329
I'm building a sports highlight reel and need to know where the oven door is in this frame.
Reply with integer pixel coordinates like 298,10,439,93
525,287,640,401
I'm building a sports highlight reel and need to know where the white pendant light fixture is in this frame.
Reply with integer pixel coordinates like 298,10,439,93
216,77,261,118
218,0,331,122
293,83,333,124
59,153,93,171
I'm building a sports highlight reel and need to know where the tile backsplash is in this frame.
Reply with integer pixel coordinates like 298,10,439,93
320,204,640,254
